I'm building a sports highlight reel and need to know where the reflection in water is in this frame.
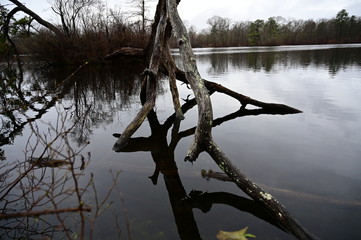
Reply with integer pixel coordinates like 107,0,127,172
1,44,361,239
60,63,144,146
0,62,143,150
1,105,92,239
0,66,54,147
195,45,361,76
0,63,144,239
114,97,295,239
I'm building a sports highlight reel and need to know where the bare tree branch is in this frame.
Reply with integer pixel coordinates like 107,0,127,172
8,0,62,36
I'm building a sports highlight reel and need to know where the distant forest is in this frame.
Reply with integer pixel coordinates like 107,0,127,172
1,1,360,64
188,9,361,47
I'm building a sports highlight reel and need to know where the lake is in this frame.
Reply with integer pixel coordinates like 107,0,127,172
1,44,361,239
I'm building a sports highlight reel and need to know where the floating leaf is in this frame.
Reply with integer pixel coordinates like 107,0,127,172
216,226,256,240
72,232,78,240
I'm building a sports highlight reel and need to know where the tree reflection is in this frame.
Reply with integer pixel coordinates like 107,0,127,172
114,98,291,239
0,63,84,148
0,103,123,239
0,61,145,150
0,62,145,239
63,63,144,145
195,46,361,76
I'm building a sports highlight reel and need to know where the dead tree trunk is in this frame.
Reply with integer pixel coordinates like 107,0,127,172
114,0,317,239
168,1,316,239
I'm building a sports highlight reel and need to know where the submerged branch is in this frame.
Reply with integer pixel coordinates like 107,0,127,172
0,206,91,220
205,141,317,240
185,190,287,233
202,170,361,208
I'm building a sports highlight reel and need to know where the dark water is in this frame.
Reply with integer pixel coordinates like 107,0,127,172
1,44,361,239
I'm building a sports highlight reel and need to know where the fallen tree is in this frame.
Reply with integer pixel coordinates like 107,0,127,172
113,0,316,239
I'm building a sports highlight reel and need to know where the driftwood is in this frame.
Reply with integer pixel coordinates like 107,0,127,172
27,157,71,168
104,47,145,60
105,45,302,113
113,0,317,239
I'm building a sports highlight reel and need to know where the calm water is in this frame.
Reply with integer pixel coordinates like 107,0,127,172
1,44,361,239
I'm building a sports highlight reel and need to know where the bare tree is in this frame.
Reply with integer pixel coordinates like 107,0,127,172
207,15,231,46
51,0,99,37
129,0,155,34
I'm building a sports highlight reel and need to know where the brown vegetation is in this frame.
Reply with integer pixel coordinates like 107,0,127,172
1,0,151,63
1,1,360,64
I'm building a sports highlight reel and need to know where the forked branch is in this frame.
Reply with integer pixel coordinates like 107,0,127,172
113,0,184,151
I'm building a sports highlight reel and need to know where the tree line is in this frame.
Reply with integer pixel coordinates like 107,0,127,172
189,9,361,47
1,1,360,64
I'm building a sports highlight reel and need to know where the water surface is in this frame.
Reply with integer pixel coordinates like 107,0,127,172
1,44,361,239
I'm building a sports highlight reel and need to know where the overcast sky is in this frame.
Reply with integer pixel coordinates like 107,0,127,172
3,0,361,30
